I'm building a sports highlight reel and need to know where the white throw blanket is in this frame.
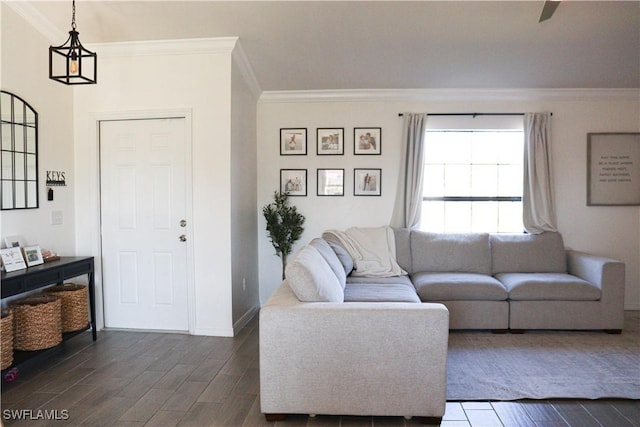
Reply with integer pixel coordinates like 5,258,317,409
323,226,407,277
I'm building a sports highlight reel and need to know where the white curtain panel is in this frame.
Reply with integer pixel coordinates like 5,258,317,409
391,113,427,229
523,112,558,233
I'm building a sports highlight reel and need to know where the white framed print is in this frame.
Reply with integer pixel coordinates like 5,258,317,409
354,168,381,196
317,169,344,196
280,169,307,196
22,245,44,267
354,127,381,155
280,128,307,155
317,128,344,155
1,247,27,272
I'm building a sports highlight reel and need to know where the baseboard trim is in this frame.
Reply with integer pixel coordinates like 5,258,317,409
102,327,188,334
233,305,260,335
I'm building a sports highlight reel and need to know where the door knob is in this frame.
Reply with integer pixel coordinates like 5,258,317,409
179,234,187,242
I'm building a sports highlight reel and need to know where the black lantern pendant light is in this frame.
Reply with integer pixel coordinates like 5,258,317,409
49,0,97,85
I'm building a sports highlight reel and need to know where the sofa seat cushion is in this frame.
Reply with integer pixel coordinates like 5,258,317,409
344,282,420,303
285,245,344,302
496,273,601,301
412,272,507,301
346,275,414,287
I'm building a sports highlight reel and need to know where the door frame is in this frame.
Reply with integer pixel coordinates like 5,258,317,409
91,109,195,334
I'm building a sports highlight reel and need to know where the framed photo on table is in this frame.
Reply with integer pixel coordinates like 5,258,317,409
317,128,344,155
354,127,381,155
3,235,25,249
22,245,44,267
280,169,307,196
587,133,640,206
280,128,307,155
354,168,381,196
0,247,27,272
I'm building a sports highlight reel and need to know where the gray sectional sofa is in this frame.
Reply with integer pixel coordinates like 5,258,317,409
260,236,449,423
260,228,625,423
394,229,625,332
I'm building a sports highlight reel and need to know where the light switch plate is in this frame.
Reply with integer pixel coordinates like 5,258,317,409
51,210,63,225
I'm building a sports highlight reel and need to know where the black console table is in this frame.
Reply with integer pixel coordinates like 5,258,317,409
1,257,97,380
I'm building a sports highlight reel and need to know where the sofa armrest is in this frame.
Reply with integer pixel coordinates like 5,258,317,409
260,281,449,418
567,250,625,292
566,250,625,321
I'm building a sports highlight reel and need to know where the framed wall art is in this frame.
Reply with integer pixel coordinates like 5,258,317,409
280,169,307,196
354,168,381,196
587,132,640,206
280,128,307,155
354,127,381,155
317,128,344,155
317,169,344,196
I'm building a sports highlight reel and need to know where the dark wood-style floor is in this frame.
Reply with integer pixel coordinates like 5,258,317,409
1,313,638,427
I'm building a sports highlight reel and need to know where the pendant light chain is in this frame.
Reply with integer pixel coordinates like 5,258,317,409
71,0,77,31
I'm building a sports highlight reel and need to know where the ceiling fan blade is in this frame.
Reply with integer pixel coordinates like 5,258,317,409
539,0,561,22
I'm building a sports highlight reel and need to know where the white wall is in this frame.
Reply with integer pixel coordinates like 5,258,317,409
1,5,75,257
73,38,244,336
257,90,640,310
230,50,260,331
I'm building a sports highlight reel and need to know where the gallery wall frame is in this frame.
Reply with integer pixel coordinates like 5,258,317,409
280,169,307,196
317,168,344,196
354,127,381,155
317,128,344,155
354,168,382,196
587,132,640,206
280,128,307,155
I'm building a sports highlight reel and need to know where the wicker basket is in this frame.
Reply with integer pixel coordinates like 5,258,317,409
45,283,89,333
1,309,13,370
12,296,62,351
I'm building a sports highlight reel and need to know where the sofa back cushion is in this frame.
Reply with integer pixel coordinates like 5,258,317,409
323,238,354,278
285,245,344,302
309,238,347,288
393,228,413,274
491,232,566,274
410,231,492,275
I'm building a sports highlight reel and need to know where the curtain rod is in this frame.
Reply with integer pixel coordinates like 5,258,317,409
398,112,552,117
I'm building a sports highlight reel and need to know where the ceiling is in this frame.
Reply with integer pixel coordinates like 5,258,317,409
23,1,640,91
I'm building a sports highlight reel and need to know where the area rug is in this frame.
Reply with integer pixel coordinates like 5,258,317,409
446,313,640,400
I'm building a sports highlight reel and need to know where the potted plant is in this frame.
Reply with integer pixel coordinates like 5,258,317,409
262,191,305,280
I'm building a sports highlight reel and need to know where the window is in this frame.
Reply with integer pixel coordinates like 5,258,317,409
421,126,524,233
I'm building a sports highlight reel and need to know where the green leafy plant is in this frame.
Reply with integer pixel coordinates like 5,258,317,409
262,191,305,280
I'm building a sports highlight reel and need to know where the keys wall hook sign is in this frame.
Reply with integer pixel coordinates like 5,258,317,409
46,171,67,186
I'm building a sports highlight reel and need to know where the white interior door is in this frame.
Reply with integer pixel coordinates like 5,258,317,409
100,118,189,331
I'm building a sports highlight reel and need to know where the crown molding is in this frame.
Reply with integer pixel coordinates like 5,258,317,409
259,88,640,103
4,1,66,43
232,40,262,100
87,37,261,98
87,37,240,58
